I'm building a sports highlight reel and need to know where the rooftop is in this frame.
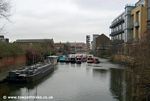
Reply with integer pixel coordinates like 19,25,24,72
15,39,54,43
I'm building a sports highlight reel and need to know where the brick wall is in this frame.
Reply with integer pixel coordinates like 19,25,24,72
0,55,26,72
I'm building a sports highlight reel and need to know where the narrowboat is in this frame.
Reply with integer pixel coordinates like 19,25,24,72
87,55,94,63
93,57,100,64
6,56,58,83
70,57,76,64
58,55,66,62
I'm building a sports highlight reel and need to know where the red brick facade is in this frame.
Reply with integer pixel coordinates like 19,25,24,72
0,55,26,71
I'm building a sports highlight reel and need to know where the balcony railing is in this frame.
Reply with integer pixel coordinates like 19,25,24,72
110,18,124,28
110,29,124,37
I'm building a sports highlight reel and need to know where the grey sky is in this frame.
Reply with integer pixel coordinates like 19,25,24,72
4,0,137,42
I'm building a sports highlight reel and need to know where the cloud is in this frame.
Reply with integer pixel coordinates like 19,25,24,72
6,0,137,42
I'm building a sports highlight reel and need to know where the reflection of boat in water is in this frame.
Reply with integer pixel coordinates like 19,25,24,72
93,68,108,73
6,56,58,83
76,56,82,64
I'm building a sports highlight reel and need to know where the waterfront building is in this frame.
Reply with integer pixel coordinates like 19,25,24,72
95,34,111,57
124,5,135,43
131,0,147,41
110,5,135,43
110,13,125,42
110,0,148,43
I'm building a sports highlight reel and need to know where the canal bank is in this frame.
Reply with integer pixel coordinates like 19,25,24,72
110,55,135,65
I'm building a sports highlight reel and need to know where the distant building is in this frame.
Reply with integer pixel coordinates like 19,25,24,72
0,35,9,43
95,34,111,57
86,35,90,52
15,39,54,53
92,34,99,51
54,42,87,55
54,42,65,55
16,39,54,44
69,42,87,54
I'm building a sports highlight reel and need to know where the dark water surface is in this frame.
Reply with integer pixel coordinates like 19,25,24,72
0,59,126,101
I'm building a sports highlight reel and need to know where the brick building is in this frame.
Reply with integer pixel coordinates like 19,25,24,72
95,34,111,57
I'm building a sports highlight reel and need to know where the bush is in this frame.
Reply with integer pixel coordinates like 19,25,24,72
0,42,25,58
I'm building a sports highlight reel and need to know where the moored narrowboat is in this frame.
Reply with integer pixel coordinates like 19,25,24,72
6,56,58,83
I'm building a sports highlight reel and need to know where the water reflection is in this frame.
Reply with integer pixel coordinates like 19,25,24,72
0,62,150,101
70,64,76,68
92,68,108,78
110,68,124,101
124,67,150,101
109,67,150,101
76,64,81,68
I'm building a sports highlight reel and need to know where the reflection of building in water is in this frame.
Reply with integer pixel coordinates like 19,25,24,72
110,68,125,101
125,67,150,101
92,68,108,78
110,67,150,101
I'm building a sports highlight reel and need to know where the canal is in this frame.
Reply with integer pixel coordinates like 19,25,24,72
0,58,126,101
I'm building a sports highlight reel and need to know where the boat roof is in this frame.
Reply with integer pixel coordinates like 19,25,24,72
47,55,58,58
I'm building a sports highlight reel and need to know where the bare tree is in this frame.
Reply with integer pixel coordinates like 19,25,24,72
0,0,10,19
0,0,10,33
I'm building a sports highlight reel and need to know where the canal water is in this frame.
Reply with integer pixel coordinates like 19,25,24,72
0,58,126,101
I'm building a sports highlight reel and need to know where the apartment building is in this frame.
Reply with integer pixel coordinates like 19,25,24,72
131,0,147,41
110,13,125,41
110,5,135,43
110,0,148,43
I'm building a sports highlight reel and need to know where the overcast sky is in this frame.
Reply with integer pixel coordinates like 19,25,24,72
3,0,137,42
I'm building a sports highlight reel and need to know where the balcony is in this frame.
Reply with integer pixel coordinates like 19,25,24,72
110,29,124,37
110,18,124,28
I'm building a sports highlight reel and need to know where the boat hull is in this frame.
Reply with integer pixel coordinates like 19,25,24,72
7,64,55,83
